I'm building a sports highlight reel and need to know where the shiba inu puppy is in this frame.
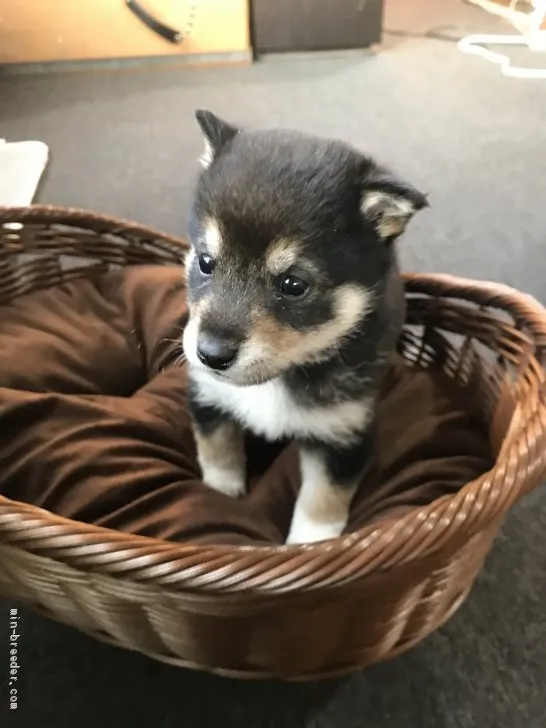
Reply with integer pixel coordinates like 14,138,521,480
183,110,427,544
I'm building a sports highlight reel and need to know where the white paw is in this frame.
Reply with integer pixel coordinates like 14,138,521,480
285,507,346,544
201,463,246,499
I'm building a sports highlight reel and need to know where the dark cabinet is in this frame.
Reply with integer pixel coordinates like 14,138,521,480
251,0,383,55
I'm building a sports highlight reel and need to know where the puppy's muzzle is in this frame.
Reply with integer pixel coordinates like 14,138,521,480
196,330,240,371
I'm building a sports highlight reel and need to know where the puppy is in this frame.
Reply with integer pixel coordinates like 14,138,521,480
183,110,427,544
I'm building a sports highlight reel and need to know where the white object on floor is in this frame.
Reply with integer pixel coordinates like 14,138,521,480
459,0,546,78
0,139,49,206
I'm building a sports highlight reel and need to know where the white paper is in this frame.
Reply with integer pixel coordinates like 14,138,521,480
0,140,49,206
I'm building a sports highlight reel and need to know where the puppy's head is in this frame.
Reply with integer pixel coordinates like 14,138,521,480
183,110,427,386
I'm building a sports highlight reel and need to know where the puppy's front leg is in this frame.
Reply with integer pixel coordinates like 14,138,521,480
189,393,246,498
286,429,375,544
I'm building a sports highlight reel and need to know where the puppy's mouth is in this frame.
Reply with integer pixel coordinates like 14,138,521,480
225,368,277,387
195,360,279,387
192,364,281,390
182,318,282,386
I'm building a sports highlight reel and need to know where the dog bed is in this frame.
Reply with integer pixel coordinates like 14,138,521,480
0,205,545,679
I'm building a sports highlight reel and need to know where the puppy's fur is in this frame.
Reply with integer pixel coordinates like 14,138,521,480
183,110,427,544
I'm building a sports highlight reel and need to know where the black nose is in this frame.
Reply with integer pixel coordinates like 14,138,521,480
196,333,238,371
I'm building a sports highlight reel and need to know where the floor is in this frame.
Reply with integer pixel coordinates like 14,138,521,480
1,0,546,726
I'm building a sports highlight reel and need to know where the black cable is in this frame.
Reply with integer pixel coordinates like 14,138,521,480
383,25,465,44
126,0,183,44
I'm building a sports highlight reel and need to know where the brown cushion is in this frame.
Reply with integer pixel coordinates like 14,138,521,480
0,267,493,545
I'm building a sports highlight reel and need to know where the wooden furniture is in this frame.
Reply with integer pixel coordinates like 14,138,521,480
0,0,250,65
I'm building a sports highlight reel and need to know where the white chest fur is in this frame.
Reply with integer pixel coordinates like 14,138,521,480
190,368,372,445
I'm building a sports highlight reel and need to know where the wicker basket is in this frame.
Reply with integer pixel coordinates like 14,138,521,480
0,204,545,680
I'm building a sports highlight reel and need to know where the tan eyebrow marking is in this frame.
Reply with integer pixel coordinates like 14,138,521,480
204,218,222,256
265,238,303,274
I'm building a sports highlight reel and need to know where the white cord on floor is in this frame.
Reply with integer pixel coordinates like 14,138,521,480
458,0,546,78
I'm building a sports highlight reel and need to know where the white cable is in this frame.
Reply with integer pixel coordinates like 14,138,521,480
465,0,534,29
458,0,546,79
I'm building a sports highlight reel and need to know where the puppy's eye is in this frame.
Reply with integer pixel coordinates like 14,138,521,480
198,253,215,275
278,275,309,297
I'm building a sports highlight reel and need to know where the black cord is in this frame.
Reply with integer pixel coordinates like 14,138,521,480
126,0,182,44
383,25,464,44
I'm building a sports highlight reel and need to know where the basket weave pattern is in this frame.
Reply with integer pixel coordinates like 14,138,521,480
0,205,545,679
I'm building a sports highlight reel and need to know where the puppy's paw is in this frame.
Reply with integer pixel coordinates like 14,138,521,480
201,463,246,499
285,507,346,544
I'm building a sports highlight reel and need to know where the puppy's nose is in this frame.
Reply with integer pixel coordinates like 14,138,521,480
196,333,238,371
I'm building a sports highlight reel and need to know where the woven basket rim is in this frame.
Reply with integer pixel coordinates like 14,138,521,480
0,203,188,247
1,203,546,595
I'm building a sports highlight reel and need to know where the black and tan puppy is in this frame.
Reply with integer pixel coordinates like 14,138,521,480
183,110,427,544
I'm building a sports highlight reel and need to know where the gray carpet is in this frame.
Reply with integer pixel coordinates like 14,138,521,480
1,3,546,726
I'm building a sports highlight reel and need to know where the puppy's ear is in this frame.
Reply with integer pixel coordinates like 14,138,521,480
361,177,428,241
195,109,239,168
